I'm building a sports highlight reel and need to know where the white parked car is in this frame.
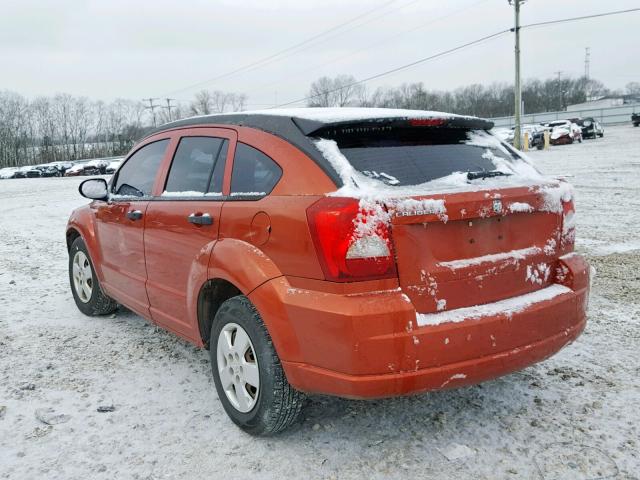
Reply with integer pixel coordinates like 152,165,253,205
544,120,583,145
105,158,124,174
0,167,19,179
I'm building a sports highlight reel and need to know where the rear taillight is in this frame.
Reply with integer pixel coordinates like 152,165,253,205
560,197,576,254
306,197,397,282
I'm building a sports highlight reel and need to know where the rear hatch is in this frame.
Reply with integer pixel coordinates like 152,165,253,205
388,188,562,313
309,117,571,314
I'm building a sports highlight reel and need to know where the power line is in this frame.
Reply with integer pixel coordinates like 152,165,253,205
274,29,512,107
273,7,640,108
161,0,401,97
250,0,490,96
520,8,640,30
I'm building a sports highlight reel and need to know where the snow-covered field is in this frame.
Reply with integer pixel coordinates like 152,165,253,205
1,125,639,479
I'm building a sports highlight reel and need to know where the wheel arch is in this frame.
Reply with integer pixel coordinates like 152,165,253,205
197,278,242,348
201,238,284,347
201,238,299,360
66,227,82,251
65,212,105,283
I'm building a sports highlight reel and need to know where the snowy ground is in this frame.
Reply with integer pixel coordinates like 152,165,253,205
1,125,639,479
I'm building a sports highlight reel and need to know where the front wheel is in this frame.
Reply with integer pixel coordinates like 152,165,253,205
210,296,304,435
69,237,117,315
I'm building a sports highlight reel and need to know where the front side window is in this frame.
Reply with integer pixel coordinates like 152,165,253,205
230,143,282,197
114,139,169,197
163,137,228,196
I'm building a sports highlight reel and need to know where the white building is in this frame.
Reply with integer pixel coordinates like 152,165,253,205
567,95,639,112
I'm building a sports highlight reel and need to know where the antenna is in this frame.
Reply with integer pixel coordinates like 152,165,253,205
584,47,590,80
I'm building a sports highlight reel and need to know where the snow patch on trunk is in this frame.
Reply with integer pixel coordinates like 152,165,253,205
509,202,534,213
438,246,542,270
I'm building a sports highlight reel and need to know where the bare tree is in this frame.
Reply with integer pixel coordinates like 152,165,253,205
307,75,364,107
190,90,213,115
626,82,640,95
229,93,248,112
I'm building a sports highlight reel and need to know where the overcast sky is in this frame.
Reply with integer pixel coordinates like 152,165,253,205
2,0,638,108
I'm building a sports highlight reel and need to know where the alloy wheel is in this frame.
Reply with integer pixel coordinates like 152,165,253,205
216,322,260,413
72,251,93,303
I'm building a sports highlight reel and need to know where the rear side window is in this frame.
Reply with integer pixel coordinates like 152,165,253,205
164,137,228,196
318,127,523,187
230,143,282,196
114,139,169,196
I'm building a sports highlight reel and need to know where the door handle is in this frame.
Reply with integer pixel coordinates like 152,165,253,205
126,210,143,221
188,213,213,225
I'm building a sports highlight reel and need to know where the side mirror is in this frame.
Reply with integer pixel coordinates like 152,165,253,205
79,178,109,201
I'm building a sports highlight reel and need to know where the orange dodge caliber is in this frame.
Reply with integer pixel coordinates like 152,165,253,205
67,108,589,435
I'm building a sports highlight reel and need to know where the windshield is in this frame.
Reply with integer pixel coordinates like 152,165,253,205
316,127,535,188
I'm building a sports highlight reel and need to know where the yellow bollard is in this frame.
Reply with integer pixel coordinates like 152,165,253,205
543,130,550,150
523,132,529,151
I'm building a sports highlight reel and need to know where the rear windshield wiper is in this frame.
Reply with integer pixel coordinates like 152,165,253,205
467,170,512,181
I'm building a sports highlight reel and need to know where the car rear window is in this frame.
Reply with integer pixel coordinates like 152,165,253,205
319,127,521,187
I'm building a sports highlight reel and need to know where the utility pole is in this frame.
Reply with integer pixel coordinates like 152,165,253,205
509,0,524,150
142,98,159,127
163,98,176,122
584,47,591,101
554,71,566,110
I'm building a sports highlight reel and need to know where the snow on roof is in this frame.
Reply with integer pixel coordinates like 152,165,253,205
231,107,478,123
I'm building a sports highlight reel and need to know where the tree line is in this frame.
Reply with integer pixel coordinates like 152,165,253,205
0,89,246,168
307,74,638,117
2,76,637,168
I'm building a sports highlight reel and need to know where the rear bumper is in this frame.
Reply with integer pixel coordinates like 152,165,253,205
283,315,585,398
250,254,590,399
550,135,573,145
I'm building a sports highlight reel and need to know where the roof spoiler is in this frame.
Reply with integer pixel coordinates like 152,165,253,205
292,115,494,137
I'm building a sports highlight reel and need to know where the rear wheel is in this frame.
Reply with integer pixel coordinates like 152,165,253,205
210,296,304,435
69,237,117,316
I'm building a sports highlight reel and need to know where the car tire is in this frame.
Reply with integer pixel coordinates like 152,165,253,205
69,237,117,316
209,295,304,436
